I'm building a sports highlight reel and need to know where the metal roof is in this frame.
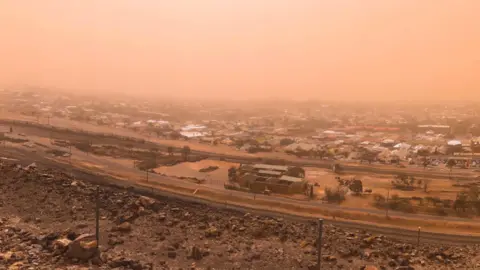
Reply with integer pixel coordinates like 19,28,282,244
257,170,283,176
253,164,289,171
279,175,304,183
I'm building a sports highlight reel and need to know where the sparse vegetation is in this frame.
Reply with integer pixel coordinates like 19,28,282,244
199,166,219,173
285,166,305,178
167,146,174,156
324,187,346,203
228,166,237,181
73,141,92,152
391,174,415,191
279,138,294,146
447,159,456,178
182,145,191,161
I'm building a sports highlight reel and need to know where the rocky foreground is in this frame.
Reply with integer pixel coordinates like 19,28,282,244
1,162,480,270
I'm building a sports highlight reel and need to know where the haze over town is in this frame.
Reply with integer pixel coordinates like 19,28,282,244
5,1,480,269
1,1,480,101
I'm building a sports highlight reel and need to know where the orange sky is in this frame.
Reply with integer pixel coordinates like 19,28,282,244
0,1,479,101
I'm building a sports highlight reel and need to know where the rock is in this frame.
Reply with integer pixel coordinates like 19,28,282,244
167,251,177,258
137,206,148,216
158,213,166,221
187,246,203,260
0,251,13,262
137,196,156,208
115,222,132,232
108,257,146,270
338,248,352,258
205,227,220,238
363,236,376,245
362,266,378,270
65,234,97,260
24,163,37,171
109,256,131,268
322,255,337,262
108,237,124,246
53,238,72,252
8,261,25,270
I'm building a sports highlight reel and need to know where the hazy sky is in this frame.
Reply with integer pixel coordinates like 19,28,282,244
1,1,479,101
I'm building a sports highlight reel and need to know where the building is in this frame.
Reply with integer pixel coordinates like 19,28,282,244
234,163,308,195
417,125,451,134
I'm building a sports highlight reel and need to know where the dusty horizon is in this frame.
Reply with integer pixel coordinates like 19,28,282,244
1,1,479,101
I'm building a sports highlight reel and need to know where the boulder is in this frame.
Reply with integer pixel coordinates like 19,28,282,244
187,246,203,260
167,251,177,258
137,196,156,208
65,234,97,260
205,227,220,238
53,238,72,252
115,222,132,232
322,255,337,262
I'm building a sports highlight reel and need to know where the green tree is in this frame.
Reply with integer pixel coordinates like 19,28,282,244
423,179,431,193
349,179,363,195
280,138,294,146
422,158,430,170
182,145,191,161
125,143,134,158
454,192,468,212
167,146,174,156
150,147,159,164
286,167,305,178
447,159,456,178
228,167,237,181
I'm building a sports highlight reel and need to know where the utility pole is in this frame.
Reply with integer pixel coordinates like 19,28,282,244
417,227,421,247
317,219,324,270
385,189,390,218
146,170,149,182
95,186,100,248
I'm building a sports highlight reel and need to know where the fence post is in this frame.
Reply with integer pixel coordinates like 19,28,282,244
317,219,323,270
95,186,100,249
417,226,421,247
385,189,390,218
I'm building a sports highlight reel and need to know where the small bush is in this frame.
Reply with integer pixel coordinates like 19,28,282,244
324,187,346,203
136,159,158,171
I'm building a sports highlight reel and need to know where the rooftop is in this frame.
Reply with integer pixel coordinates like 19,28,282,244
252,164,289,172
279,175,304,183
257,170,283,176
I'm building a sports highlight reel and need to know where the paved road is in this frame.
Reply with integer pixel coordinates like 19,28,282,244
1,118,477,181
